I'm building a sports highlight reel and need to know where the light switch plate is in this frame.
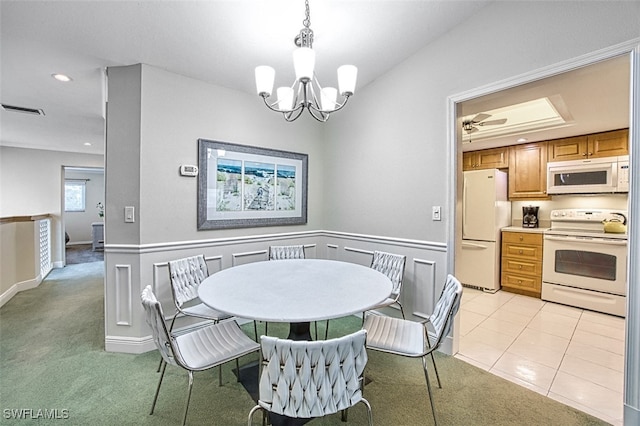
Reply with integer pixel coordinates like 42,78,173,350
432,206,441,221
124,206,135,223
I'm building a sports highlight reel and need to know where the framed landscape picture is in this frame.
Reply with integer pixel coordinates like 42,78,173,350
197,139,308,230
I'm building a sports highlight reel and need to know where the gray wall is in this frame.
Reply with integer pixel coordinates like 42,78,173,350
323,0,640,242
104,64,327,343
321,2,640,423
106,64,325,247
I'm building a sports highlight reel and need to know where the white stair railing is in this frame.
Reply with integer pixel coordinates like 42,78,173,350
39,218,52,278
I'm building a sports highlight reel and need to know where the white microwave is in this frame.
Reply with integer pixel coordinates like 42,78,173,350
547,155,629,194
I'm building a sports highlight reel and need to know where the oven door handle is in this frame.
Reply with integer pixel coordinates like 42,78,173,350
544,235,627,246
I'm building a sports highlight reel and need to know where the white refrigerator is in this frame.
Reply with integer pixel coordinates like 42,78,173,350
456,169,510,292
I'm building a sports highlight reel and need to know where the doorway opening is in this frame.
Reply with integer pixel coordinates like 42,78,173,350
448,45,637,425
62,166,105,265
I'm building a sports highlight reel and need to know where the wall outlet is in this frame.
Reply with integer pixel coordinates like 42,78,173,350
432,206,441,221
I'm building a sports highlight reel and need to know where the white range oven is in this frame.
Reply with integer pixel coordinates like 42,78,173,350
542,208,628,317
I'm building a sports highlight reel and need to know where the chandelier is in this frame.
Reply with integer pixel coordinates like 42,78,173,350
254,0,357,122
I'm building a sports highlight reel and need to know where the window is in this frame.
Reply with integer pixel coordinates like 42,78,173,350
65,180,86,212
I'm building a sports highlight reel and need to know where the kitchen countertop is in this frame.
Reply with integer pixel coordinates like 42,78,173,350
502,226,549,233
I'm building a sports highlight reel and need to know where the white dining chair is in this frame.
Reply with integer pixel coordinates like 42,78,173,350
268,244,305,260
167,254,232,331
157,254,235,373
141,285,260,426
247,329,372,425
366,250,407,318
363,274,462,425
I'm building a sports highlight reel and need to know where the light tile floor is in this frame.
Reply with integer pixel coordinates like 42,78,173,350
455,287,625,425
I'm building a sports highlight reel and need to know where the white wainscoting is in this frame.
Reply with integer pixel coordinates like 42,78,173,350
114,264,132,326
104,230,452,354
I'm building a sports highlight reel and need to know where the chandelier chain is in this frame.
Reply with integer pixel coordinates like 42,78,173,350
303,0,311,29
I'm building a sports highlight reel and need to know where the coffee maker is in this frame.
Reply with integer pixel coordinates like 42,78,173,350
522,206,539,228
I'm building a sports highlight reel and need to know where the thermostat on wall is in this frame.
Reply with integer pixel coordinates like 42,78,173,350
179,165,198,177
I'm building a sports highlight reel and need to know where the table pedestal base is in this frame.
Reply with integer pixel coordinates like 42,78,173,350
287,322,312,341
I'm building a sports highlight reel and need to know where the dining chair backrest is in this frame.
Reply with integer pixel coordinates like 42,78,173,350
429,274,463,348
141,285,180,368
168,255,208,308
370,251,406,298
269,245,305,260
257,330,368,419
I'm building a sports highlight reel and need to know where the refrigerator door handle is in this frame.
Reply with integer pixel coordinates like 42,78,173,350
461,241,489,249
462,176,468,239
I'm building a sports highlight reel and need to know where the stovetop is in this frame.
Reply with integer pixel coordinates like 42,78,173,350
545,227,628,240
545,208,628,240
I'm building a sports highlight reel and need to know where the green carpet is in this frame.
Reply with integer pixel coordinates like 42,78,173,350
0,262,608,425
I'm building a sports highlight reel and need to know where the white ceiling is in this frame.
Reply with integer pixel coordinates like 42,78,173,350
0,1,631,156
0,0,491,155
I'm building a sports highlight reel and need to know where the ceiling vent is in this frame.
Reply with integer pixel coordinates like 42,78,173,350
1,103,45,116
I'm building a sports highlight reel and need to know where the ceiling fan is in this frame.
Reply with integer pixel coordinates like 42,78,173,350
462,113,507,134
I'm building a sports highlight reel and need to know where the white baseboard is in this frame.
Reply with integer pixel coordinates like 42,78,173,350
0,285,19,308
105,335,156,354
625,404,640,426
0,276,42,308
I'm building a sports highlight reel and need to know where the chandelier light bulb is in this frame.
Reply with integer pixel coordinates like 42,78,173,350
293,47,315,82
321,87,338,112
277,87,294,111
337,65,357,96
255,66,275,96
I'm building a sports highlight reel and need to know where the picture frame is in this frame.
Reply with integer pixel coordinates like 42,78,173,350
197,139,308,230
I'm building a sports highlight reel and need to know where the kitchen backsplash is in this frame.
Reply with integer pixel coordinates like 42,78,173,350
511,194,629,228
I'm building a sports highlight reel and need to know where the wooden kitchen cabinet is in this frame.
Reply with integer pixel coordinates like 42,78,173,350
501,231,543,297
588,128,628,158
547,135,587,161
548,129,628,161
463,147,509,171
508,142,549,199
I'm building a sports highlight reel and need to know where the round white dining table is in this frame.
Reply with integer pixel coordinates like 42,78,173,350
198,258,392,340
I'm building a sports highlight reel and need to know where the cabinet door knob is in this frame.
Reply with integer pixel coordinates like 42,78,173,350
518,265,523,269
519,250,523,254
519,236,523,241
582,153,587,156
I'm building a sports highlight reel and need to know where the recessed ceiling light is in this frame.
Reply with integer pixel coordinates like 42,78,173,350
84,142,92,146
52,73,73,82
517,137,528,143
